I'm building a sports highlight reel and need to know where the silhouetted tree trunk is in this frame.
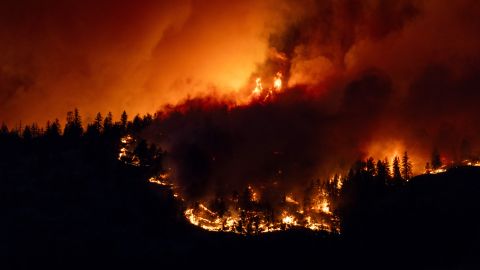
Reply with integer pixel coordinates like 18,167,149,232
401,151,413,181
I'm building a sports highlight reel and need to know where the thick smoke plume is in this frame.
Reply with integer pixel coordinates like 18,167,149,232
2,1,480,200
140,0,480,200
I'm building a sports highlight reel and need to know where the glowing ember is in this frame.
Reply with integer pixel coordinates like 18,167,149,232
148,176,170,186
285,195,299,204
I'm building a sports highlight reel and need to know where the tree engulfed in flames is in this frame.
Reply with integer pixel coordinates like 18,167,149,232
249,71,284,103
180,181,341,234
149,168,342,234
116,70,480,235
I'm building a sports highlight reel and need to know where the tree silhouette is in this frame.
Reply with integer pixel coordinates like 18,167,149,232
120,110,128,131
366,157,376,176
64,108,83,138
392,156,402,184
94,112,103,132
376,159,390,184
431,148,442,170
45,119,61,138
0,123,8,135
22,125,32,140
104,112,113,133
30,123,41,138
240,186,254,211
85,112,104,139
425,162,431,174
134,139,149,165
383,158,391,178
401,151,413,181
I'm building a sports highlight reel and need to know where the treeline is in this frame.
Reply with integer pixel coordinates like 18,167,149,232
0,109,182,261
336,152,414,235
1,108,152,141
0,109,163,166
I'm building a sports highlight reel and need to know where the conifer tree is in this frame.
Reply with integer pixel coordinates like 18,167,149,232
401,151,413,181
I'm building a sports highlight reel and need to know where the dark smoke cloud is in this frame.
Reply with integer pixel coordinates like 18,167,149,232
2,1,480,200
141,0,480,200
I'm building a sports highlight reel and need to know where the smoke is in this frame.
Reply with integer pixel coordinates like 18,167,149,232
0,0,283,125
139,0,480,200
2,1,480,200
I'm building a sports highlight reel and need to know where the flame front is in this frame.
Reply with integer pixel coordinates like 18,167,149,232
249,71,283,103
273,72,282,92
179,181,340,234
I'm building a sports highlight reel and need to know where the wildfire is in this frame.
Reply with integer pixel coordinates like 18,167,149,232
251,77,263,97
148,176,170,186
179,182,340,235
285,195,299,204
118,135,140,166
427,168,447,174
463,160,480,167
249,71,283,102
273,72,282,91
118,134,341,235
281,214,297,226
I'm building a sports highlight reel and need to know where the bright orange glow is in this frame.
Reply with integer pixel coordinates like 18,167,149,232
251,77,263,97
273,72,283,91
285,195,299,204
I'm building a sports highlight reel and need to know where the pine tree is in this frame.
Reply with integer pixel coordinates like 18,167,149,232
94,112,103,133
366,157,376,176
392,156,402,183
30,123,41,138
104,112,113,131
376,160,388,182
64,108,83,138
22,125,32,140
120,110,128,130
73,108,83,134
383,158,391,179
401,151,413,181
0,123,9,136
46,119,61,138
132,114,142,132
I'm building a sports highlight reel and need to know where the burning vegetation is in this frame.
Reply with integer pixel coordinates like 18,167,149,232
119,123,480,235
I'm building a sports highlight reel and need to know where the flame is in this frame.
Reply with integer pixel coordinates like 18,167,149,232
149,176,171,186
285,195,299,204
249,71,284,102
118,134,342,235
251,77,263,97
179,184,340,234
281,214,297,226
273,72,282,92
118,135,140,166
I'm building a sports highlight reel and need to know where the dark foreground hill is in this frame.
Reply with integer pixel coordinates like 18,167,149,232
1,136,479,269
